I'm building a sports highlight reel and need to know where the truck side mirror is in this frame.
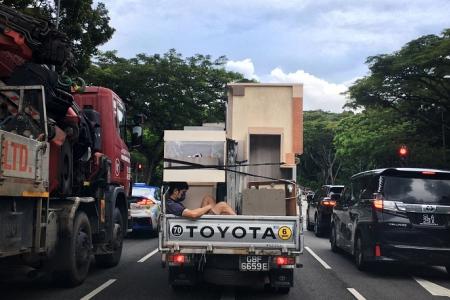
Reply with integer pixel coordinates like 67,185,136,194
131,125,143,147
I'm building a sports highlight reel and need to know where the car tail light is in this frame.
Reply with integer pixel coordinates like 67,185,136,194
168,253,187,264
373,199,383,210
274,256,295,266
321,199,336,207
137,198,155,206
372,194,402,212
422,171,436,175
375,244,381,257
372,193,384,210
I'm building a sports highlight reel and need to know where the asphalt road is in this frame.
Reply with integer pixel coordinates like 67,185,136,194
1,225,450,299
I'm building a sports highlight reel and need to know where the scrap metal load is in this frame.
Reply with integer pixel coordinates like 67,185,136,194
0,3,73,75
0,4,97,196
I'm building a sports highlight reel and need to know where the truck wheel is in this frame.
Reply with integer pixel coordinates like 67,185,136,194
354,235,369,271
59,140,73,196
96,208,124,268
53,211,92,287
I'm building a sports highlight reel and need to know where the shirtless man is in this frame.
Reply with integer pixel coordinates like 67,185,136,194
165,182,236,218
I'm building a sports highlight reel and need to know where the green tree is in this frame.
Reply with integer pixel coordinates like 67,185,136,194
334,108,446,179
0,0,115,73
85,50,244,183
346,29,450,144
299,110,349,189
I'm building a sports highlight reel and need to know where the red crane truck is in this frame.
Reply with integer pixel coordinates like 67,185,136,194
0,4,140,286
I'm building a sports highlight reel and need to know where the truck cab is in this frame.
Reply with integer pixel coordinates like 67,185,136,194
73,87,131,195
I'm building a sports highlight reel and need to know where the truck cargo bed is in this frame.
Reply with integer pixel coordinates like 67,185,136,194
160,214,302,255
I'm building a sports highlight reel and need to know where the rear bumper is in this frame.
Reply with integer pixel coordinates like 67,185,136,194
131,217,153,231
372,243,450,266
317,212,332,228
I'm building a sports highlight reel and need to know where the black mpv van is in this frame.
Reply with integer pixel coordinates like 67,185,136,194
330,168,450,272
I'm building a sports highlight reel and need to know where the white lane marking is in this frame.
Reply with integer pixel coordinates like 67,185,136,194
137,248,159,263
220,289,236,300
347,288,367,300
413,277,450,297
80,279,116,300
305,246,332,269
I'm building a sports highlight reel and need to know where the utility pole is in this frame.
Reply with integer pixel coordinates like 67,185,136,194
55,0,61,29
442,109,446,163
52,0,61,71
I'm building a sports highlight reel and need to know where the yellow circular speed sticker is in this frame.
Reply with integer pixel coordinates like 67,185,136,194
278,226,292,240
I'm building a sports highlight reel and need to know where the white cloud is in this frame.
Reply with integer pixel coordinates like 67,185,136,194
97,0,450,83
225,59,348,112
226,59,259,80
266,68,349,113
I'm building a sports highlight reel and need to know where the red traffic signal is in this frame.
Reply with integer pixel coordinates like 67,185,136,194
398,145,408,157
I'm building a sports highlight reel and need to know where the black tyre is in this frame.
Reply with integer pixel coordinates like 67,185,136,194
277,287,290,294
96,208,124,268
306,209,313,231
53,211,92,287
314,214,322,237
59,140,73,196
330,225,339,253
354,235,369,271
153,222,161,238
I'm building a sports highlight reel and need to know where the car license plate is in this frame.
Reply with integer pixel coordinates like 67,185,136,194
239,256,269,272
420,214,438,226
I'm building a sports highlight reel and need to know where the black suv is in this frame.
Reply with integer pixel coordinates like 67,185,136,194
330,168,450,273
306,185,344,236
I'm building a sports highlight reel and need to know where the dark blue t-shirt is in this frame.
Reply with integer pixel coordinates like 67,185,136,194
166,199,186,216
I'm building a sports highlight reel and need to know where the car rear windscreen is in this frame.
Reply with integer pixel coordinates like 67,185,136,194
330,187,344,194
383,176,450,205
132,187,157,199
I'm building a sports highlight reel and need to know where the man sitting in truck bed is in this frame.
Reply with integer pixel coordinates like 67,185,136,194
166,182,236,218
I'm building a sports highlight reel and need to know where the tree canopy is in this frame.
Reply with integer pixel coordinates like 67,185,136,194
346,29,450,130
85,50,244,183
1,0,115,73
298,110,349,189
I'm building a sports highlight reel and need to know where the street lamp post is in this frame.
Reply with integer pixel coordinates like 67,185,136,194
55,0,61,29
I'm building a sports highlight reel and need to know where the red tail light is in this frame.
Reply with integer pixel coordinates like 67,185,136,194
275,256,295,266
373,199,383,210
372,193,384,210
422,171,435,175
375,244,381,257
321,200,336,207
168,253,186,264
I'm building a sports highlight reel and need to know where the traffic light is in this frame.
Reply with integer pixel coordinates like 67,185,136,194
138,163,142,170
398,145,409,166
398,145,408,158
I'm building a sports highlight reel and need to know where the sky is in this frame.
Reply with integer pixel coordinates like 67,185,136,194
94,0,450,112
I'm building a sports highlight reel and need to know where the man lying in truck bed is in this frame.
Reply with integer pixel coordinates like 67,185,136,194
166,182,236,218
